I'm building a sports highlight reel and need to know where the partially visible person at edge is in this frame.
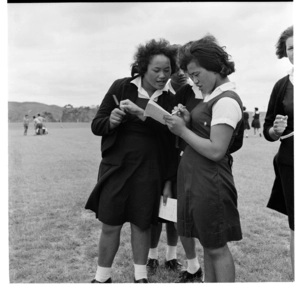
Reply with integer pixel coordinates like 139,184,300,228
23,114,30,136
251,107,262,137
263,25,294,279
164,34,243,282
243,107,250,138
145,44,197,276
166,41,206,283
85,38,178,284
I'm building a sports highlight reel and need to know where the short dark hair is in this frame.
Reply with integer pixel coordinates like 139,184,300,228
275,26,293,59
33,116,35,118
131,38,178,77
37,114,40,116
179,34,235,77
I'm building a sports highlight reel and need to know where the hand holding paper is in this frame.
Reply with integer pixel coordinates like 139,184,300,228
144,99,171,125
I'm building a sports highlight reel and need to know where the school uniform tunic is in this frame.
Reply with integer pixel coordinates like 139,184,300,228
85,76,177,230
177,82,243,249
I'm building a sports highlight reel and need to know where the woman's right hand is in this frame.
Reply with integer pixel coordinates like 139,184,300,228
109,108,126,130
273,114,288,137
175,103,190,125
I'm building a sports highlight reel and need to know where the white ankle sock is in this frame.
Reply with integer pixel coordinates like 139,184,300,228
134,264,147,281
187,257,200,274
166,245,177,261
95,265,111,282
148,248,158,259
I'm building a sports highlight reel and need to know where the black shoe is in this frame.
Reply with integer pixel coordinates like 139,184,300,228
175,267,204,283
146,258,159,275
165,259,183,272
91,278,112,283
134,278,148,283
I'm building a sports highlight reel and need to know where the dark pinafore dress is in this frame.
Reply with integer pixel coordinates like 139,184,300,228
177,91,243,249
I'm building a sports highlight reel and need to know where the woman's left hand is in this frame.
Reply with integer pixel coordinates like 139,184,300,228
164,114,187,136
120,99,144,116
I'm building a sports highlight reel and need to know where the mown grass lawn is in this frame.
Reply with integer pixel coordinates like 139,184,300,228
8,122,293,283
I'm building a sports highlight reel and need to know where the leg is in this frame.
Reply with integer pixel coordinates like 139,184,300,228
150,223,162,249
166,222,178,247
93,224,122,283
290,229,294,279
131,223,150,264
204,244,235,282
180,236,196,260
147,223,162,274
131,223,150,281
203,249,216,282
97,223,122,267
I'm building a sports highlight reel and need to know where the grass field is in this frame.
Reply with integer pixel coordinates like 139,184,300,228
8,122,293,283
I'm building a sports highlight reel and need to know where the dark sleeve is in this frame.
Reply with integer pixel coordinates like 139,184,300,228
91,79,123,136
263,80,282,142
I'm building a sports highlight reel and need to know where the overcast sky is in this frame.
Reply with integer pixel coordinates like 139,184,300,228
6,2,294,111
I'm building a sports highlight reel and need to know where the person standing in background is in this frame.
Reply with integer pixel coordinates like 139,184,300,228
251,107,262,136
243,107,250,138
263,25,294,279
146,45,195,275
23,114,30,136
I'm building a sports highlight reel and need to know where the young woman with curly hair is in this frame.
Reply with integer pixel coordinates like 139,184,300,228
85,38,178,283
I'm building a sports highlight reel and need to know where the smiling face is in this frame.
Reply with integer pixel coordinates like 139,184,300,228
187,60,217,96
286,36,293,65
142,54,171,94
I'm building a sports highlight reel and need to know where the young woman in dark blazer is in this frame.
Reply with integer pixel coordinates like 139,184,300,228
85,39,178,283
263,25,294,278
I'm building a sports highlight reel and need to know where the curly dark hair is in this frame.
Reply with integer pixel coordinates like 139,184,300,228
130,38,178,77
179,34,235,77
275,26,293,59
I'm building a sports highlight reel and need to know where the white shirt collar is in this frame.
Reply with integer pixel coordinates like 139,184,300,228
288,67,294,85
165,79,176,94
131,76,168,101
203,82,236,102
188,80,203,99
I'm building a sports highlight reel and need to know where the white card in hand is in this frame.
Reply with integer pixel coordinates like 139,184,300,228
144,99,171,125
158,196,177,222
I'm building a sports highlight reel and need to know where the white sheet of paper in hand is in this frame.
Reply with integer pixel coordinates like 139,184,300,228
144,99,171,125
158,196,177,222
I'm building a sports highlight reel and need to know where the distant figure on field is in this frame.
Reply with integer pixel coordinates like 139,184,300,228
251,107,262,136
23,114,30,136
263,25,294,278
33,116,48,135
243,107,250,138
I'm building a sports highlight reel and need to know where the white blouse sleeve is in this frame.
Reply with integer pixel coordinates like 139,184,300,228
211,97,242,129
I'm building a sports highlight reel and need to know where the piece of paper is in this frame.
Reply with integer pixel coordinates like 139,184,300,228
158,196,177,222
144,99,171,125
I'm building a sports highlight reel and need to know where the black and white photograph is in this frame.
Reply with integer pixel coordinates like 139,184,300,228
2,0,297,285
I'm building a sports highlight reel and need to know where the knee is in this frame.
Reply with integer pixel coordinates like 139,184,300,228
101,224,122,237
204,245,228,260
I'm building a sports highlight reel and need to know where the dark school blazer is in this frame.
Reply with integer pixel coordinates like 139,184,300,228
91,76,177,181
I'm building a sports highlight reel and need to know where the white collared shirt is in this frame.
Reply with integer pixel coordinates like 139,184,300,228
204,82,242,129
131,76,169,102
288,67,294,85
165,78,203,99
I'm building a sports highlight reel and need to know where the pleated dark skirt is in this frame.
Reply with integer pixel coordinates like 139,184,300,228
85,131,162,231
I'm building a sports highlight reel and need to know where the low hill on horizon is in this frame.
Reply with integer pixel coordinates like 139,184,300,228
8,101,98,123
